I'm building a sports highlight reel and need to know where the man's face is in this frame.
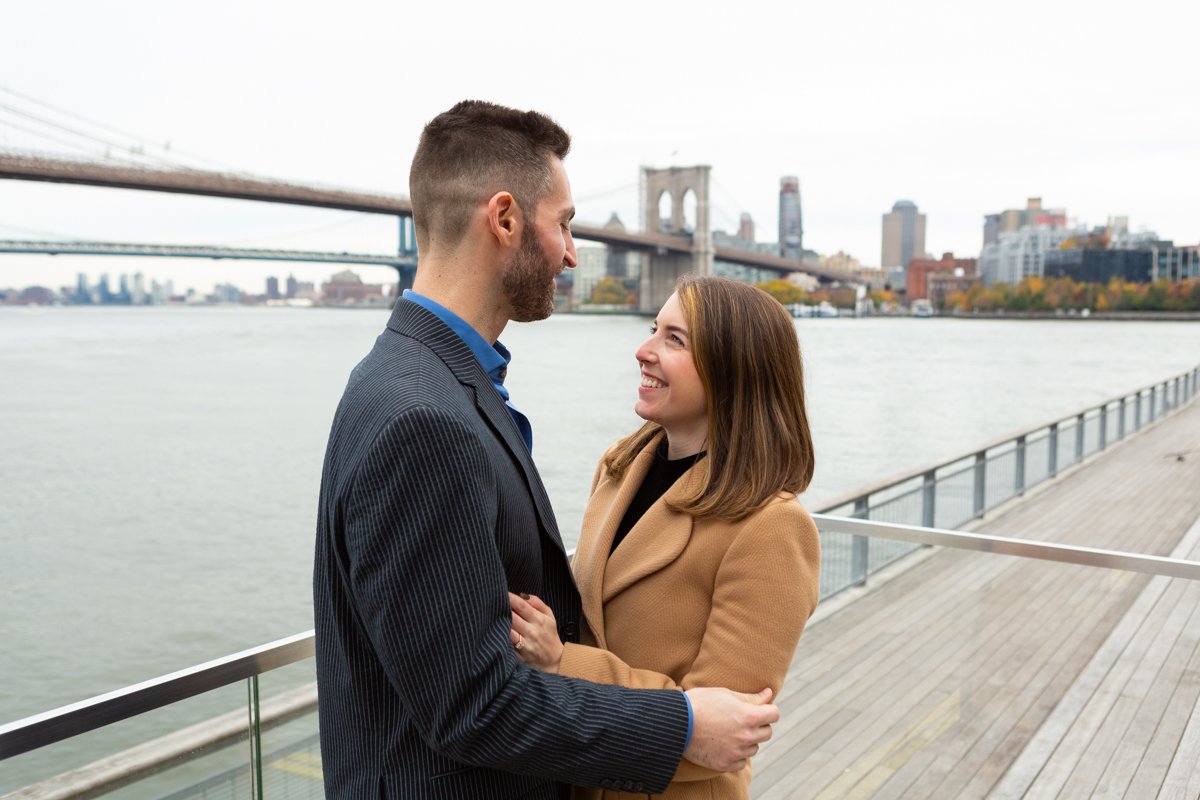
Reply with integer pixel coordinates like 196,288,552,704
501,158,577,322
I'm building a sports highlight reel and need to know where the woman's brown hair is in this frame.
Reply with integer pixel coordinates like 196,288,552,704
603,274,815,521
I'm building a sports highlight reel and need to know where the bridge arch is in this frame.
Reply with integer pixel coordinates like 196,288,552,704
638,165,713,312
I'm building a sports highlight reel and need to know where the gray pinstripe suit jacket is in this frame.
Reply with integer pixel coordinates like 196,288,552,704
313,300,690,799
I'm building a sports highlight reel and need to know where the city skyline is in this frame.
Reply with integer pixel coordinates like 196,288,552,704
0,0,1196,292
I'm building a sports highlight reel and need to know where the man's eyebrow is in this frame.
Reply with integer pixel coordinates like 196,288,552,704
563,206,576,221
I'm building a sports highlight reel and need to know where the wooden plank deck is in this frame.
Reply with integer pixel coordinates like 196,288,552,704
755,400,1200,799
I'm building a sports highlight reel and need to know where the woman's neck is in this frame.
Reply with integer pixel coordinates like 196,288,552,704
662,425,706,460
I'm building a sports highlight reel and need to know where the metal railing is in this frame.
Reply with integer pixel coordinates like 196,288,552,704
3,364,1198,797
5,517,1200,798
812,364,1200,600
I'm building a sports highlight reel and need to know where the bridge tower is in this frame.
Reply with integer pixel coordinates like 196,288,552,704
396,215,418,292
638,166,713,314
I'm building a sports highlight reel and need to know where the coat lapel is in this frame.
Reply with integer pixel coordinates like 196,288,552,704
386,301,567,557
573,440,658,648
574,433,702,645
602,465,699,602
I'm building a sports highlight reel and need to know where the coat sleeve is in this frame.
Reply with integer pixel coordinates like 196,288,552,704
557,498,821,782
343,406,690,792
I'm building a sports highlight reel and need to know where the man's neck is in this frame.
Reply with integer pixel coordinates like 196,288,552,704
411,258,508,344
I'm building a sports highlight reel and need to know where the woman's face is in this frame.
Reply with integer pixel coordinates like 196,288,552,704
634,291,708,446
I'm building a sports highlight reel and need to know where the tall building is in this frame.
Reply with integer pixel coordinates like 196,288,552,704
983,198,1066,245
738,213,755,244
778,176,803,260
980,226,1074,285
881,200,926,269
266,276,281,300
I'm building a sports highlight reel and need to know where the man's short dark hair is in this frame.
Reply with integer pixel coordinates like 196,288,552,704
409,100,571,250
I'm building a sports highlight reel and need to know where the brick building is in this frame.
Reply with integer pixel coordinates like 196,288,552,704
906,252,977,300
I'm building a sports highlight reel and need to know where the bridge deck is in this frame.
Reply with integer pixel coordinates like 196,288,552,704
755,400,1200,799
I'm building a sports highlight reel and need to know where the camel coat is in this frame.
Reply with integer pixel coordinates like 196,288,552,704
562,435,821,799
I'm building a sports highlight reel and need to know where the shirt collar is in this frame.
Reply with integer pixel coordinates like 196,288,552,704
402,290,511,382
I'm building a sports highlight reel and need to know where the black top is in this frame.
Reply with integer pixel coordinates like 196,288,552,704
611,439,706,556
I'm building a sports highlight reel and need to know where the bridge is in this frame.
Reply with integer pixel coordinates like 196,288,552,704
0,239,416,272
0,151,855,310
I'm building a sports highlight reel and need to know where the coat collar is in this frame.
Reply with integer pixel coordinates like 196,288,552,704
385,300,566,558
575,432,700,647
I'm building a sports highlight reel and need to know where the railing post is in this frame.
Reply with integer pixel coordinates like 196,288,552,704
1075,413,1086,463
973,451,987,516
1015,435,1027,495
922,469,936,528
1048,423,1059,477
1150,386,1158,421
1099,405,1108,451
248,676,264,800
1136,391,1143,429
1118,398,1126,440
852,497,870,586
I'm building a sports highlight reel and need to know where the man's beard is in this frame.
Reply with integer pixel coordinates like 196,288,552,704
501,230,558,322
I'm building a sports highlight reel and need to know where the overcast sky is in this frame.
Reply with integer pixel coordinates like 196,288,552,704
2,0,1197,293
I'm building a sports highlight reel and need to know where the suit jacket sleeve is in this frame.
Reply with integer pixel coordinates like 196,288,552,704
344,406,689,791
558,499,821,782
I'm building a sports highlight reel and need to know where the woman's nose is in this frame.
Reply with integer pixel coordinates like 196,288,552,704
634,338,654,365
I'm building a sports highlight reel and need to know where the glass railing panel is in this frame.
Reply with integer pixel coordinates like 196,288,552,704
1,681,251,799
983,447,1018,510
1056,419,1080,472
758,549,1200,799
856,491,927,576
255,659,322,797
1104,405,1120,445
817,528,861,600
931,464,974,531
1082,412,1102,458
866,486,924,528
1023,432,1051,487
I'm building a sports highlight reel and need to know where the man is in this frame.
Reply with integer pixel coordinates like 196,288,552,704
313,100,778,798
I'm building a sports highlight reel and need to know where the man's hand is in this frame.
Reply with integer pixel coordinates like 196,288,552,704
682,687,778,772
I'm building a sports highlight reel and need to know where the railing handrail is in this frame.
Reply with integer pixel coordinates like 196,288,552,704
812,515,1200,580
5,516,1200,763
0,631,314,760
815,363,1200,512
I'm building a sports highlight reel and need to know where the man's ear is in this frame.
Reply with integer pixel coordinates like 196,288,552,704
486,191,521,248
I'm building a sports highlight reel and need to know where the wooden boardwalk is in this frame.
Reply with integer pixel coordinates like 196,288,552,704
755,400,1200,799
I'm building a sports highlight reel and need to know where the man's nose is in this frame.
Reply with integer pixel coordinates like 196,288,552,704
563,231,578,269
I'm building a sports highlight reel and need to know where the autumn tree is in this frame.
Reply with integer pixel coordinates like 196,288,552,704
755,280,810,306
589,277,634,306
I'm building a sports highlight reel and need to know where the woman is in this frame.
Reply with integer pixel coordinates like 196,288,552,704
510,274,821,799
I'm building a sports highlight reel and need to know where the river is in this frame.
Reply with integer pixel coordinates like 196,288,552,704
1,306,1198,788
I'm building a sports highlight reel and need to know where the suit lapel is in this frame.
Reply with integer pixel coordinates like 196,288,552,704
386,301,567,556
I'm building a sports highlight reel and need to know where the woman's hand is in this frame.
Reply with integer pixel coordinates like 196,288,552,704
508,592,564,673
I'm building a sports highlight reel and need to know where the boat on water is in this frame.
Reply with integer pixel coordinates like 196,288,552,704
911,299,934,317
788,301,840,318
